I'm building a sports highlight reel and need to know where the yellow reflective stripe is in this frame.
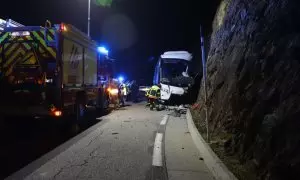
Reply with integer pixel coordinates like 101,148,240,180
21,52,36,64
4,38,32,60
5,52,23,76
48,29,55,41
0,32,9,43
32,31,56,56
0,33,9,65
21,36,32,49
39,46,45,54
4,48,26,67
32,31,56,58
40,30,55,41
151,86,160,91
4,43,19,58
23,42,31,49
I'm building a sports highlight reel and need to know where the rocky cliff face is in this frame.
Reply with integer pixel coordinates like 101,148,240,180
195,0,300,179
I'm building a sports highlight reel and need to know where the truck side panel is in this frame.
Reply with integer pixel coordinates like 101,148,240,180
84,48,97,86
62,38,83,85
60,24,101,110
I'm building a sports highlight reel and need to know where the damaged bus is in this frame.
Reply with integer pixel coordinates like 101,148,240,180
153,51,195,105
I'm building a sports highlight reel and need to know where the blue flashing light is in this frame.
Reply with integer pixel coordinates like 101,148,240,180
97,46,109,55
118,76,124,82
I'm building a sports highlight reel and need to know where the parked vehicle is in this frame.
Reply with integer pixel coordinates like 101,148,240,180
0,21,112,120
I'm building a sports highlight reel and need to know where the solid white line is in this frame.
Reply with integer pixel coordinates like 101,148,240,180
160,115,168,125
152,133,163,167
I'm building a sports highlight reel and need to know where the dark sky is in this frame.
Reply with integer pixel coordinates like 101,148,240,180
0,0,220,82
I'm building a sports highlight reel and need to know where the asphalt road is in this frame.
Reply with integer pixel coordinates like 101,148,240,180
9,103,168,180
0,108,108,179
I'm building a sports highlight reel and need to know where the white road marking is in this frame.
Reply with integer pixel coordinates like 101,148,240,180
160,115,168,125
152,133,163,167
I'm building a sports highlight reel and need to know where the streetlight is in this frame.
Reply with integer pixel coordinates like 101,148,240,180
88,0,91,37
87,0,113,37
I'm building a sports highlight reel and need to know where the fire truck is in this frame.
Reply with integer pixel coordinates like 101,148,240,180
0,20,113,120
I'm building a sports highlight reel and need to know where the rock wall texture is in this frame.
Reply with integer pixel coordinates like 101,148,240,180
195,0,300,179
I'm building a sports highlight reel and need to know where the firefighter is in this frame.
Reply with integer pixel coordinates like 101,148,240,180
121,83,128,99
119,83,125,106
108,79,120,108
147,84,161,110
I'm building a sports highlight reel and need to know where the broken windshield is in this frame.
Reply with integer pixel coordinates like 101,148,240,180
161,58,188,78
160,58,193,87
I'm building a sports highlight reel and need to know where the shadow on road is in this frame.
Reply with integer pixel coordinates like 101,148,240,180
0,108,111,179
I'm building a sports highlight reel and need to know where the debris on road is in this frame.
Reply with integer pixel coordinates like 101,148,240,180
166,105,188,117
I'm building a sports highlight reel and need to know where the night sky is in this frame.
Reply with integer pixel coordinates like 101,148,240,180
0,0,220,83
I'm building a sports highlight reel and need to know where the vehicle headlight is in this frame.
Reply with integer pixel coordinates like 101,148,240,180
108,88,119,95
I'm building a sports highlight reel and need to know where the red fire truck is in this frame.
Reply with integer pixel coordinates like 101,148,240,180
0,20,113,121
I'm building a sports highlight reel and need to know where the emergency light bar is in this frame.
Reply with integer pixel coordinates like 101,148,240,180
60,23,67,31
0,19,5,24
6,19,24,27
11,31,30,37
0,18,24,32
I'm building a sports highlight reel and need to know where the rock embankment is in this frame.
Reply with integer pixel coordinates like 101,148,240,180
193,0,300,179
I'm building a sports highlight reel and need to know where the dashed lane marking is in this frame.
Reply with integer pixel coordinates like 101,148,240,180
160,115,168,125
152,133,163,167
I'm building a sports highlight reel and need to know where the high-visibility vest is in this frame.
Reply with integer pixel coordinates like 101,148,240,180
122,85,127,95
145,89,150,97
148,85,160,98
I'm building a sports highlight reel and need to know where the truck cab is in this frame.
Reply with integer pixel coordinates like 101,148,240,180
153,51,194,105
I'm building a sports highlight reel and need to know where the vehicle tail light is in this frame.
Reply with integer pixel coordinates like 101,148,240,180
54,110,62,117
108,88,118,95
37,79,43,85
50,106,62,117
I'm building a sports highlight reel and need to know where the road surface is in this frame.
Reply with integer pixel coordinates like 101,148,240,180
0,109,106,179
7,103,169,180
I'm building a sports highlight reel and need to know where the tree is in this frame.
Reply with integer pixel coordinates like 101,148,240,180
94,0,113,7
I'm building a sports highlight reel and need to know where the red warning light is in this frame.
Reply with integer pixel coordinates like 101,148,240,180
60,24,67,31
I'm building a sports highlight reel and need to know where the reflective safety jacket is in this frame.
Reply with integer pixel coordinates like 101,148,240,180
147,85,160,99
121,84,128,96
